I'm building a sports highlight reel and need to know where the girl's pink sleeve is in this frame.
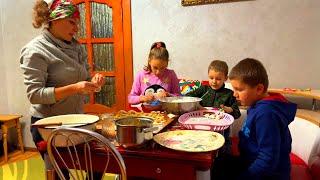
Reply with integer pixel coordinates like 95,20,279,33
170,70,181,96
128,72,142,104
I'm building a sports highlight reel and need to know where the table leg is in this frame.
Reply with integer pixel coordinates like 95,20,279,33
2,125,8,162
16,119,24,153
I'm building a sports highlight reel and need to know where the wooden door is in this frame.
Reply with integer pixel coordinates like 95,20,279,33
74,0,133,114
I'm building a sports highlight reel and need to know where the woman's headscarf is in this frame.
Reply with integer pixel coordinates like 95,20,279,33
44,0,80,21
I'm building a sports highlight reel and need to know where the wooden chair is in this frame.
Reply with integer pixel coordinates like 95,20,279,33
46,127,126,180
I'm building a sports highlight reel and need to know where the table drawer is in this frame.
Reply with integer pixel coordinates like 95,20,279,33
125,157,196,180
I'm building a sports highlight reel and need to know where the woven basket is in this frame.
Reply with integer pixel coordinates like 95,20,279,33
178,110,234,131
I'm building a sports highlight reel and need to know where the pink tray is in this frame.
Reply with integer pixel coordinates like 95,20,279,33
178,110,234,131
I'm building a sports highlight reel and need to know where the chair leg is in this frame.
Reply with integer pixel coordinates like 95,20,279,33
46,169,55,180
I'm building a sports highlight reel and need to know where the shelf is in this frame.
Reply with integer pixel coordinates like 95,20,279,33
268,89,320,101
296,109,320,127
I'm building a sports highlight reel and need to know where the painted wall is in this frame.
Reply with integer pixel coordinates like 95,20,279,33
0,0,39,146
0,0,9,114
0,0,319,147
131,0,320,88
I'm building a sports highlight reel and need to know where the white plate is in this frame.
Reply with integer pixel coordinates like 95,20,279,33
34,114,99,147
34,114,99,128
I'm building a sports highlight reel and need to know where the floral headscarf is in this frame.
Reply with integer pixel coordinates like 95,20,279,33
44,0,80,21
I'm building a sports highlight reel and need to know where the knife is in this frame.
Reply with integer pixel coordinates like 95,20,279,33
31,122,87,128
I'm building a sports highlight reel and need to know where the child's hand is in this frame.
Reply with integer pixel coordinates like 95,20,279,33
154,91,167,99
140,95,155,103
220,104,233,114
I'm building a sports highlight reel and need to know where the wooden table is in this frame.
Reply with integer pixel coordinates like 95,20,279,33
57,120,215,180
56,141,214,180
268,89,320,110
105,142,214,180
0,115,24,162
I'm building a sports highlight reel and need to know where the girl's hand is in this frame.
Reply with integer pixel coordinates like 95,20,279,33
91,73,105,92
154,91,167,99
220,104,233,114
75,81,99,94
140,95,155,103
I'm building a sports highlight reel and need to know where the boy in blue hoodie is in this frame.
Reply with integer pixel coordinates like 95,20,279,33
212,58,297,180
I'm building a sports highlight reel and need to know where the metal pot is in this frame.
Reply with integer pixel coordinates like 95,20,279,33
159,96,202,115
115,117,158,148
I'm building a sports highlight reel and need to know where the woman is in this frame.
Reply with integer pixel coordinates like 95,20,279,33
20,0,105,177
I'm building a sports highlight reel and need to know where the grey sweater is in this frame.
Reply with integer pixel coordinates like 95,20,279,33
20,29,90,118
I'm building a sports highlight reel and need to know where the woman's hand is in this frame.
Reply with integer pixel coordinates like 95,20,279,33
140,95,155,103
91,73,105,92
220,104,233,114
54,81,99,101
76,81,100,94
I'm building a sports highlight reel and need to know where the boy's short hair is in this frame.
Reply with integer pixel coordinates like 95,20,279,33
229,58,269,92
208,60,228,76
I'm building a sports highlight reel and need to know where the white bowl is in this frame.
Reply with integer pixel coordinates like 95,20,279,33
34,114,99,147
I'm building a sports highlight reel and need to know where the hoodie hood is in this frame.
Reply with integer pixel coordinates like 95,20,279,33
255,93,297,125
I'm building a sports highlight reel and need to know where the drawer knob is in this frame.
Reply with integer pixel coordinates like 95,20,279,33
155,167,161,174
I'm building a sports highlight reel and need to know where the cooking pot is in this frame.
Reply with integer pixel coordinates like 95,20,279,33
115,117,158,148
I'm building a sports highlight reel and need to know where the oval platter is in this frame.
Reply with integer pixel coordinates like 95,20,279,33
153,130,225,152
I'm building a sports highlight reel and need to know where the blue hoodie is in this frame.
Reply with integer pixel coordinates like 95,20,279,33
238,93,297,180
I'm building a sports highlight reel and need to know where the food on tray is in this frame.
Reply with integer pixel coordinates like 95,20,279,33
113,110,167,125
184,111,225,124
203,111,224,121
98,110,170,138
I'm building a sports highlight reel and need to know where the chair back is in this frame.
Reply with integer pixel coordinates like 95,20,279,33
47,127,126,180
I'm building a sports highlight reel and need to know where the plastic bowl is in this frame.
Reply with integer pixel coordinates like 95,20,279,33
178,110,234,131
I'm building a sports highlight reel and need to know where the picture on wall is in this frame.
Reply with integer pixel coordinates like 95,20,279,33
182,0,253,6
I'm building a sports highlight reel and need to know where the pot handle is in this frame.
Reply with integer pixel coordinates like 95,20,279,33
143,127,158,133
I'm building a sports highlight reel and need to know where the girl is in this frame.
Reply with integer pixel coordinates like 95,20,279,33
128,42,180,107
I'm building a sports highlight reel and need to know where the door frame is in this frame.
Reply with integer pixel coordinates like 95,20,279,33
122,0,133,109
74,0,133,113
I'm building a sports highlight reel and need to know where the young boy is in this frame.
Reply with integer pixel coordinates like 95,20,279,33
186,60,241,154
212,58,297,180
